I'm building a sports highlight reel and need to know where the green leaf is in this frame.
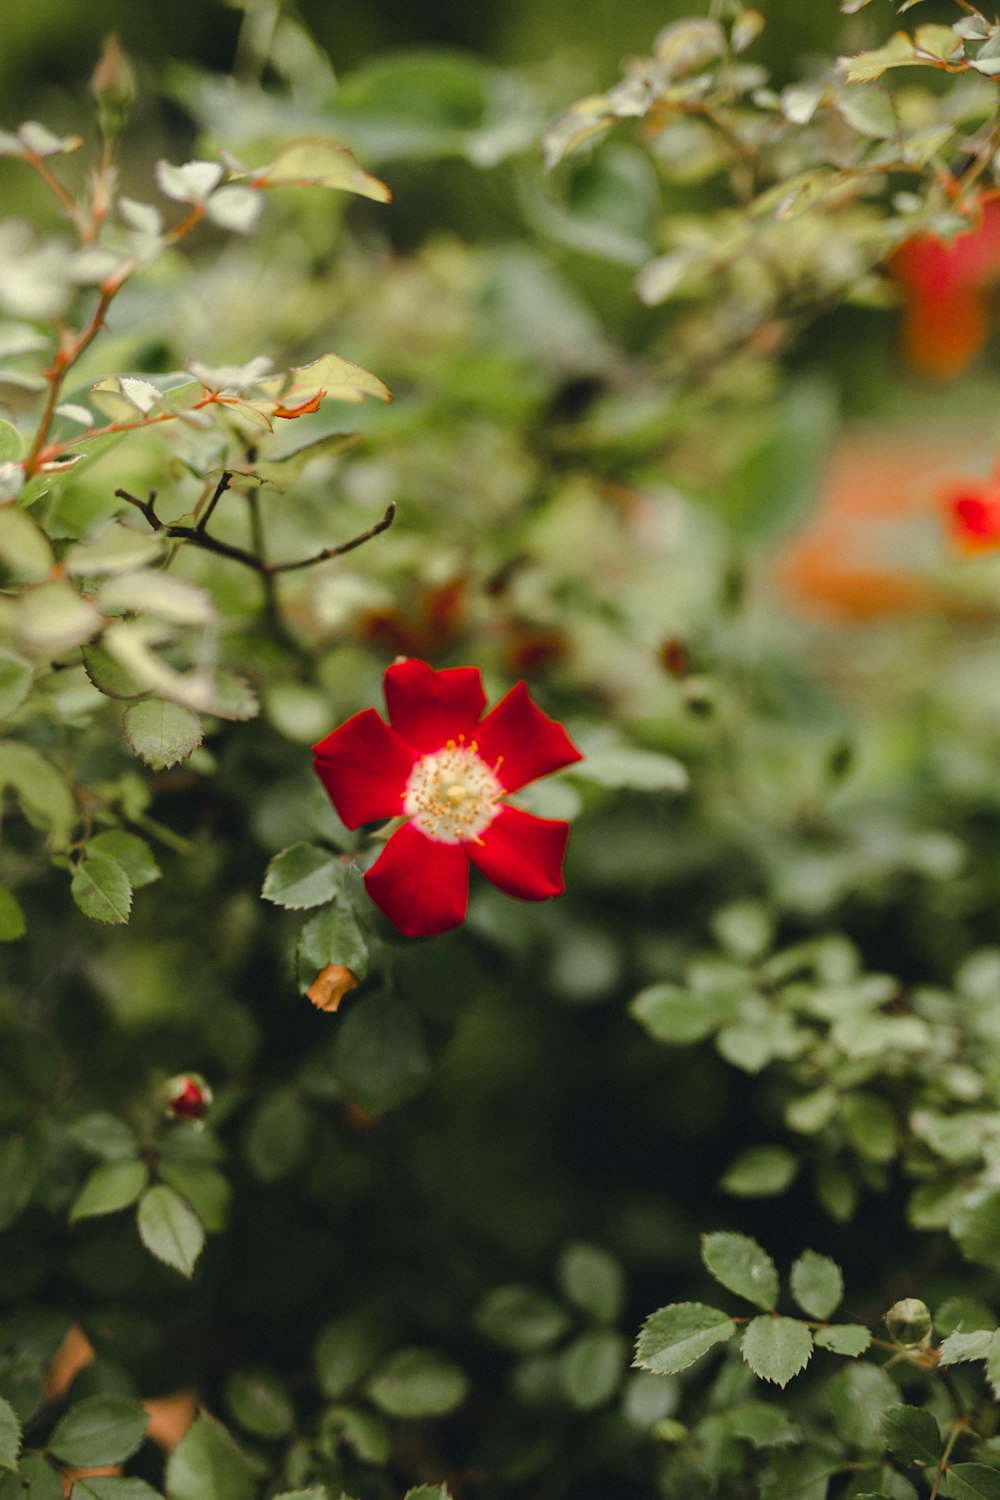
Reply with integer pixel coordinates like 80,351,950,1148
87,832,160,889
297,896,369,987
136,1185,205,1278
557,1243,625,1324
262,844,342,910
243,1092,310,1183
789,1251,844,1320
321,1404,389,1465
81,644,147,701
0,1136,34,1230
68,1113,139,1161
475,1285,572,1352
701,1232,779,1311
366,1349,468,1418
70,1480,163,1500
16,581,101,655
157,1163,230,1233
404,1489,452,1500
829,1363,899,1450
0,419,23,463
0,888,26,942
720,1146,798,1198
165,1414,258,1500
882,1405,942,1467
814,1324,871,1357
714,379,837,542
841,1093,897,1163
314,1312,383,1398
0,650,32,719
0,742,75,849
47,1395,148,1467
844,33,918,82
225,1369,294,1440
14,1457,63,1500
955,1191,1000,1271
70,1160,149,1223
740,1317,813,1387
942,1466,1000,1500
630,983,735,1044
0,1396,21,1473
335,992,430,1114
0,509,53,582
710,900,774,962
123,700,203,772
575,747,688,793
724,1401,798,1449
557,1330,627,1410
633,1302,737,1376
71,854,133,925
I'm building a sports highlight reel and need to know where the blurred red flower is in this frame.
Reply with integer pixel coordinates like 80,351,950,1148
313,658,583,937
889,197,1000,381
942,473,1000,554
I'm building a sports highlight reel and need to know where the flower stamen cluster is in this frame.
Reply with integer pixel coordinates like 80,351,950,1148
403,739,502,844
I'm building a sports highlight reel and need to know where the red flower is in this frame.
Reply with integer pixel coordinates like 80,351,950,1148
164,1073,212,1121
889,197,1000,381
312,659,583,937
941,473,1000,554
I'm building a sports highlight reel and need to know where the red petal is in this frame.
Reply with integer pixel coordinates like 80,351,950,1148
383,658,487,751
474,682,583,792
313,709,416,828
469,805,569,901
364,823,470,936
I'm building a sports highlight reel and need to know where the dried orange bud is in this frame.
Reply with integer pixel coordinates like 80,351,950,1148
306,963,359,1012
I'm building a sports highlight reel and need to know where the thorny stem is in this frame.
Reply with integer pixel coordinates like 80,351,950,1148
24,284,117,476
929,1416,970,1500
25,151,88,237
115,478,397,576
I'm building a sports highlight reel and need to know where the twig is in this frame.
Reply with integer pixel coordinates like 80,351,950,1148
115,482,397,575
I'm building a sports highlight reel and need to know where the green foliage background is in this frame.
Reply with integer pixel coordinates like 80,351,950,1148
6,2,1000,1499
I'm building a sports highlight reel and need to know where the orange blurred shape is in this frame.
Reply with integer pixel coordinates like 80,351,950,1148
45,1324,197,1454
143,1391,198,1449
61,1465,121,1496
775,429,989,618
358,578,467,658
306,962,359,1012
889,197,1000,380
45,1325,96,1401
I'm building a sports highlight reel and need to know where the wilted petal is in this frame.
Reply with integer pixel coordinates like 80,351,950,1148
365,822,470,936
313,708,415,828
384,657,487,751
469,805,570,901
475,682,583,792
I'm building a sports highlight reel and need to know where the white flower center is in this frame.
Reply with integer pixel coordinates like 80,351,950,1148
403,739,503,844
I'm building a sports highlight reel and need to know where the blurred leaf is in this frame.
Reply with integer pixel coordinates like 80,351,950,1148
0,1138,35,1230
557,1243,625,1324
47,1395,148,1467
87,833,160,889
136,1185,204,1278
321,1404,389,1465
634,1303,737,1375
844,34,919,82
829,1364,899,1450
297,896,369,986
70,1481,162,1500
720,1147,798,1199
0,888,26,942
713,380,837,542
789,1251,844,1321
841,1094,897,1164
71,854,133,926
225,1369,294,1440
366,1349,468,1418
157,1164,230,1233
68,1114,139,1161
255,138,390,203
942,1466,1000,1500
0,509,53,581
701,1232,778,1311
740,1317,813,1388
243,1092,310,1183
575,747,688,793
475,1286,571,1352
0,650,31,719
334,993,430,1114
70,1161,149,1223
0,1397,20,1473
630,983,739,1044
557,1330,627,1409
0,743,75,849
314,1313,383,1399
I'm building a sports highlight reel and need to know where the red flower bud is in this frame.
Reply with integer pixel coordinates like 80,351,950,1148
164,1073,212,1122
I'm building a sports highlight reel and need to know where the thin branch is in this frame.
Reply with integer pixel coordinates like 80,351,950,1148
196,472,232,534
25,285,116,475
114,486,397,575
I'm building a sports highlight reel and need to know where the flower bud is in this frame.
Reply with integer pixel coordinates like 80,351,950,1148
164,1073,212,1123
885,1297,932,1347
90,36,137,139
